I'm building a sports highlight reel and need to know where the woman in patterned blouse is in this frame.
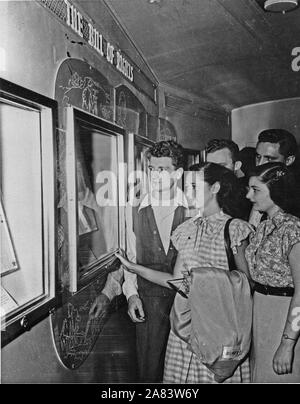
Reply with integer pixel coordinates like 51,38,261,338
116,162,253,383
245,162,300,382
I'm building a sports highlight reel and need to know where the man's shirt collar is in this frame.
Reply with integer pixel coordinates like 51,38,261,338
138,187,189,211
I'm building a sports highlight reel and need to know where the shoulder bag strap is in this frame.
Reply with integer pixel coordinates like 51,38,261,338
224,218,236,272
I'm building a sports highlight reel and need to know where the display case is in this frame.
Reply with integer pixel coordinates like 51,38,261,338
65,107,125,293
0,79,58,346
126,133,154,204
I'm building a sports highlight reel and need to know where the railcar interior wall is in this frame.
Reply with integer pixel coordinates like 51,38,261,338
1,0,300,383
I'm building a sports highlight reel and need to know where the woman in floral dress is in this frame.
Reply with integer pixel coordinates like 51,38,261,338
245,162,300,382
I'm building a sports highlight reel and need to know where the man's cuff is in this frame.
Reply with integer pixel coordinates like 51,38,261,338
101,288,114,302
123,284,139,301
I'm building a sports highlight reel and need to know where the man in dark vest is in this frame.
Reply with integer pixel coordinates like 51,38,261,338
90,140,187,383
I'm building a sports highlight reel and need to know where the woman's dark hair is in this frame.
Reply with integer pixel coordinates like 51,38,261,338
189,162,244,218
249,162,300,216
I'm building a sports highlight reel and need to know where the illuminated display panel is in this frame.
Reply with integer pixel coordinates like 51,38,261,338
66,107,125,292
0,79,57,345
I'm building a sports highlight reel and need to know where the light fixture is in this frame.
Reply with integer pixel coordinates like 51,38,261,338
264,0,299,13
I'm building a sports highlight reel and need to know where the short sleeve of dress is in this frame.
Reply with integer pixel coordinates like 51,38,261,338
282,219,300,256
171,218,193,252
229,219,254,254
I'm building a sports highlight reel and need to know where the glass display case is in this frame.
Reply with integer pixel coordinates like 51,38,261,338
0,79,58,345
126,133,154,204
65,107,125,293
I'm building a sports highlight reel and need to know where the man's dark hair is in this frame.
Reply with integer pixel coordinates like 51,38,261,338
146,140,185,169
257,129,298,160
206,138,239,163
238,147,256,178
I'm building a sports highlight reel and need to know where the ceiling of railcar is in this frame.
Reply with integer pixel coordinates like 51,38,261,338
80,0,300,113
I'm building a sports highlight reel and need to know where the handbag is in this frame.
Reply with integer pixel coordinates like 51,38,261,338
169,218,236,342
189,218,253,382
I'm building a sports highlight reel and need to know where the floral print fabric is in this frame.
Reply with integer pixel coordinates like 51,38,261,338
245,210,300,287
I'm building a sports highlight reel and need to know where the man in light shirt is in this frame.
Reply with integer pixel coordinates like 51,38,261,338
206,138,242,173
90,140,188,382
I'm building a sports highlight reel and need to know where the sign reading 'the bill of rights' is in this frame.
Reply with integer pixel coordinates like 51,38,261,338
64,0,134,82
